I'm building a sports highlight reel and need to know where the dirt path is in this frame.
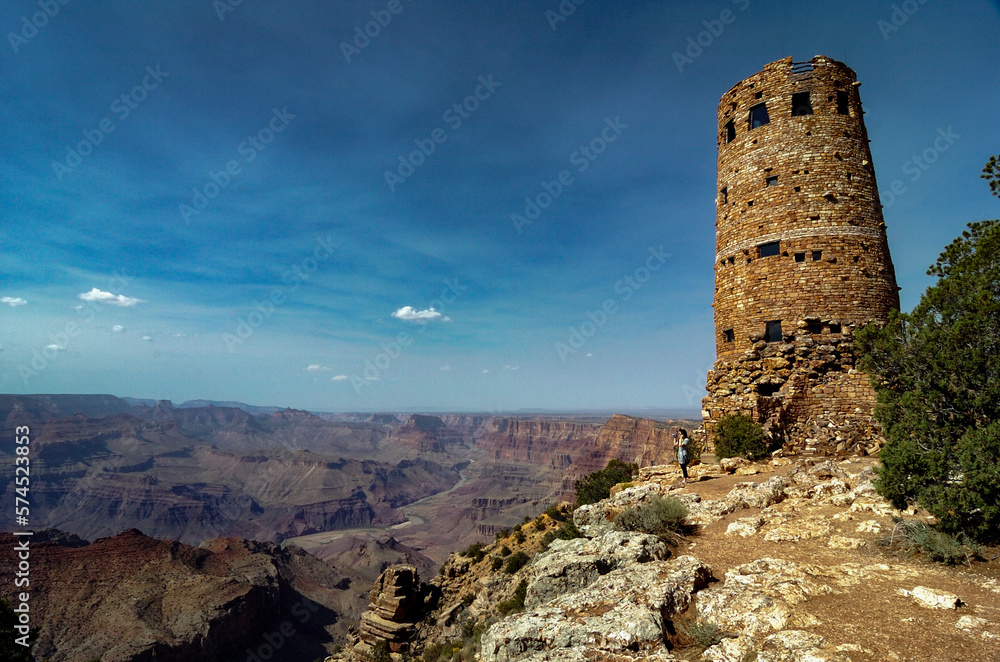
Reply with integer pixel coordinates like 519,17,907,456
668,457,1000,662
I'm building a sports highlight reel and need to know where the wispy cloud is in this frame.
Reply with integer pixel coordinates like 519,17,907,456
306,364,333,372
392,306,451,322
503,365,519,371
46,344,66,352
112,325,125,333
141,335,153,342
331,374,348,381
78,288,146,307
1,296,27,307
440,365,451,371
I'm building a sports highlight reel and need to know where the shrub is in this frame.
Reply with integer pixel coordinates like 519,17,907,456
503,550,530,574
540,519,583,550
613,496,688,539
713,414,768,460
678,620,726,652
460,593,475,607
499,545,511,557
574,459,638,506
497,579,528,615
544,503,567,522
878,516,982,566
494,528,509,540
513,530,526,544
857,216,1000,544
459,541,487,563
368,639,392,662
490,556,503,571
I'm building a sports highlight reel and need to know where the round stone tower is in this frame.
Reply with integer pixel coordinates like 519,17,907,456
703,55,900,455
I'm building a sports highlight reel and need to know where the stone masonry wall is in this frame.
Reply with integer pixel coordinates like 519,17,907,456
705,56,899,451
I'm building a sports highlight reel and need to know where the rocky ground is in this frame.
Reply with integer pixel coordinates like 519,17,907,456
335,456,1000,662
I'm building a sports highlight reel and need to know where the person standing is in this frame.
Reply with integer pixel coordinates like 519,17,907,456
673,428,690,486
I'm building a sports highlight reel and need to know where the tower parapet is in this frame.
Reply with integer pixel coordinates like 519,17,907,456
703,56,899,455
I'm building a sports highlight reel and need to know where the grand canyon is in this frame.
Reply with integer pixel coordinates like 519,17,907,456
0,393,696,660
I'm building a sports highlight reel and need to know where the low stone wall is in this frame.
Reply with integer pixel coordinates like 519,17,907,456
702,316,884,456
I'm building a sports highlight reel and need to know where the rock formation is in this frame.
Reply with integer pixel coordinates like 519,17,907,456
354,565,435,657
0,528,349,662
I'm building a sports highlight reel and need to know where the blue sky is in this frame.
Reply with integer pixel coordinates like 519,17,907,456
1,0,998,412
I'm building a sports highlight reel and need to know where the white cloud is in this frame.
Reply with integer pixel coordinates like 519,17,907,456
112,325,125,333
172,332,187,338
46,344,66,352
331,374,349,381
1,296,27,307
503,365,519,371
391,306,451,322
440,365,451,371
141,335,153,342
77,288,146,307
306,364,333,372
586,353,593,358
481,369,489,374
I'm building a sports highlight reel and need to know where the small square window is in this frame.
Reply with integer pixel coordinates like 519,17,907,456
812,250,823,261
749,103,770,129
794,186,801,192
807,322,823,334
794,252,805,262
765,320,782,343
721,186,728,204
758,241,780,258
837,91,850,115
723,329,735,343
755,91,763,99
724,120,736,143
829,324,842,334
791,91,813,116
766,176,778,187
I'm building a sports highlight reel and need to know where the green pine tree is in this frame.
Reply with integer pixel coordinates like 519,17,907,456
856,158,1000,543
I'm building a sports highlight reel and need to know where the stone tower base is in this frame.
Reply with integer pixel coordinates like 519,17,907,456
702,317,885,456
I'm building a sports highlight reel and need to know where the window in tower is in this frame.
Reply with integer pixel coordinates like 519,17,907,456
721,186,728,204
812,250,823,261
757,383,781,397
723,329,735,343
766,175,778,187
829,324,842,334
724,120,736,143
791,91,813,116
837,91,850,115
794,252,806,262
749,103,770,129
758,241,780,258
765,320,783,343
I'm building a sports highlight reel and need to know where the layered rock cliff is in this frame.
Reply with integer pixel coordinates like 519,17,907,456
0,529,349,662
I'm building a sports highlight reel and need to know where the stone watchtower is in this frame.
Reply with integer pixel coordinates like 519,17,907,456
702,56,899,455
